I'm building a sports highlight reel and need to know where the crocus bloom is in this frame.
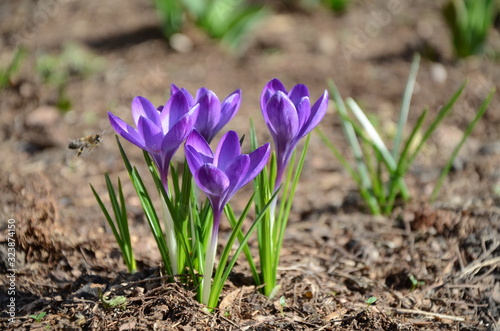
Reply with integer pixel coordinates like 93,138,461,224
185,130,270,304
108,93,199,186
171,84,241,142
260,78,328,189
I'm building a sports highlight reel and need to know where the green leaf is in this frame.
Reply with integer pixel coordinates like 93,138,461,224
408,81,466,166
347,97,410,202
0,47,26,90
116,137,172,274
225,203,261,286
90,176,136,273
208,188,280,309
29,311,46,322
392,54,420,161
154,0,184,38
327,79,380,214
384,107,429,214
408,274,425,291
99,288,127,310
131,166,172,274
221,5,268,50
431,87,494,201
442,0,496,57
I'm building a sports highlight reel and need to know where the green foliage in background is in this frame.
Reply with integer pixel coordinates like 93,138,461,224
0,47,26,90
153,0,268,51
282,0,350,13
323,0,350,13
36,43,104,86
35,43,105,111
443,0,497,57
318,54,494,215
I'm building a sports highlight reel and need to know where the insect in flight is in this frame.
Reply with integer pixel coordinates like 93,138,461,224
68,131,104,157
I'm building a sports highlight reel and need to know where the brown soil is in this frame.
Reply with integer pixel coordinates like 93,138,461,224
1,0,499,330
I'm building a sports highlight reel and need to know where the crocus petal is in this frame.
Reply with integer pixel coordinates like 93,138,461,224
195,90,221,142
186,130,213,158
161,104,199,155
161,89,191,131
180,88,196,107
196,164,230,198
221,154,250,205
288,84,309,107
137,116,163,153
213,89,241,136
296,96,311,132
185,130,214,168
260,78,287,119
194,87,210,102
185,145,206,174
213,131,241,171
240,143,271,188
131,96,161,128
108,112,145,149
170,84,180,96
265,91,299,144
298,90,328,139
266,78,288,93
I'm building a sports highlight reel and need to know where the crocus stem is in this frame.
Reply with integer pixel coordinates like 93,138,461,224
270,159,286,236
202,207,221,306
268,197,277,243
274,161,285,193
161,189,178,275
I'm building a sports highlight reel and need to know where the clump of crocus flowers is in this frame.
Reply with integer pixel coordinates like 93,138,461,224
96,79,327,309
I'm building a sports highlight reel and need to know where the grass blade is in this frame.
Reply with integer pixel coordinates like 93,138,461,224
130,166,172,275
392,54,420,161
327,79,380,214
90,183,122,247
347,98,409,201
224,203,260,286
209,189,279,309
409,81,467,165
384,107,429,214
347,98,396,170
431,88,495,201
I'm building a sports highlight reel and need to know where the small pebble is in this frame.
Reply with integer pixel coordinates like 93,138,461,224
169,33,194,53
430,63,447,84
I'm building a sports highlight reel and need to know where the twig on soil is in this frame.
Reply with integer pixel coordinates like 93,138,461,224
393,308,465,321
459,256,500,278
458,236,500,277
217,313,239,328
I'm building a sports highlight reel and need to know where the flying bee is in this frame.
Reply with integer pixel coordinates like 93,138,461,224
68,131,104,157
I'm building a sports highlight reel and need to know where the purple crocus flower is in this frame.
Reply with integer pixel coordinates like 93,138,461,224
108,92,199,187
260,78,328,189
185,129,270,304
185,129,270,229
171,84,241,142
